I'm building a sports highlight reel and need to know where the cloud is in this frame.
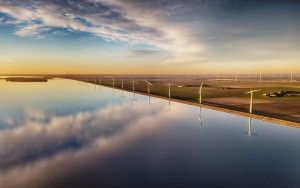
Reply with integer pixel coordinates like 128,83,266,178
15,24,49,37
0,0,206,62
0,0,299,68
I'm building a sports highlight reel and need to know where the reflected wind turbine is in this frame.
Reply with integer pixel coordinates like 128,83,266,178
247,117,253,136
198,107,203,126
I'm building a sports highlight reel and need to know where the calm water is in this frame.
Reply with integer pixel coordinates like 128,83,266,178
0,79,299,188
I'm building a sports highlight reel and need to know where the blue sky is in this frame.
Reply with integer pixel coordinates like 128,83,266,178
0,0,299,74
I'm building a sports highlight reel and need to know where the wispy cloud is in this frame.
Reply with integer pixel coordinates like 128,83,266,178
0,0,299,70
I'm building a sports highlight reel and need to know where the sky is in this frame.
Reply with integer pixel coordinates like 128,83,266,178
0,0,299,74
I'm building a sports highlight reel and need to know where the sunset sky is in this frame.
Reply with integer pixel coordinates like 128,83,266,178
0,0,299,74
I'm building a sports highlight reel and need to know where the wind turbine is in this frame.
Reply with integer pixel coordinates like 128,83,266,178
110,76,115,88
132,80,137,101
107,76,115,93
245,89,261,113
167,83,173,111
145,80,153,94
121,79,125,98
199,81,204,104
259,73,262,82
168,83,171,98
289,69,293,84
145,80,153,107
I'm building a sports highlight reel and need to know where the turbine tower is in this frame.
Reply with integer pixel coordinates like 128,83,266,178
245,89,261,113
259,73,262,82
199,81,204,104
168,83,171,98
132,80,135,93
121,79,125,97
145,80,153,107
290,69,293,84
99,78,102,90
145,80,153,94
132,80,137,101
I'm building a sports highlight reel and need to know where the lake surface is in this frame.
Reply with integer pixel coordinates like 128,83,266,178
0,79,299,188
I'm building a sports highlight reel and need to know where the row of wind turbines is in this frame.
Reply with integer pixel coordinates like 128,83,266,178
78,76,261,115
77,76,257,136
214,72,295,83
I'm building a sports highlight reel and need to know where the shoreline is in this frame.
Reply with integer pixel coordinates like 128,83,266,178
67,78,300,128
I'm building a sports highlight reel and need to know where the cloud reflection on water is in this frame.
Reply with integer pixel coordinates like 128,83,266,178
0,100,187,188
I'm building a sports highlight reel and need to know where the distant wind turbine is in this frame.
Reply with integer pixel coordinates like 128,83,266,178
132,80,137,101
121,79,125,98
290,69,293,84
145,80,153,95
259,73,262,82
109,76,115,88
145,80,153,107
168,83,171,98
106,76,115,93
245,89,261,113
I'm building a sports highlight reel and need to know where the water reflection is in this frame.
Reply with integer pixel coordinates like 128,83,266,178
0,79,300,188
248,117,252,136
198,106,203,126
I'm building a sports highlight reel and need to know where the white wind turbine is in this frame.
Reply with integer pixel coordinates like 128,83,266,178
132,80,137,101
245,89,261,113
97,78,101,91
107,76,115,93
167,83,173,111
199,81,204,104
121,79,125,97
145,80,153,94
94,78,97,91
168,83,171,98
259,73,262,82
145,80,153,107
110,76,115,88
